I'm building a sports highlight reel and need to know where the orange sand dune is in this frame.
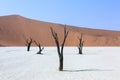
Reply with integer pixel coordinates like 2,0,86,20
0,15,120,46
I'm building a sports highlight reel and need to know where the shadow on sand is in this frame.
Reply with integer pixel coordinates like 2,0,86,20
63,69,113,72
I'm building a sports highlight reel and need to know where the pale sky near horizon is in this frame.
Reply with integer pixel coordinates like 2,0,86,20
0,0,120,31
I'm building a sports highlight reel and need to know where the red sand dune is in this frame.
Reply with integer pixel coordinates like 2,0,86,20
0,15,120,46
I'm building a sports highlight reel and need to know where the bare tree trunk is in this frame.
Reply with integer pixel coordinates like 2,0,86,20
59,56,63,71
50,25,69,71
34,40,44,54
78,47,82,54
78,34,84,54
27,45,30,51
25,38,33,51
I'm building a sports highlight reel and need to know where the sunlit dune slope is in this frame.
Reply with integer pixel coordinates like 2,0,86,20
0,15,120,46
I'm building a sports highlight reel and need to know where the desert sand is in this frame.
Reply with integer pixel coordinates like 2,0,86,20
0,15,120,46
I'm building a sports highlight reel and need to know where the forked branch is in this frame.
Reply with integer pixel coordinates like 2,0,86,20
50,25,69,71
78,33,84,54
34,40,44,54
25,37,33,51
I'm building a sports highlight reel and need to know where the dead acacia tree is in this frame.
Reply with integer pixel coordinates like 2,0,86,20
25,38,33,51
78,34,84,54
50,26,69,71
34,40,44,54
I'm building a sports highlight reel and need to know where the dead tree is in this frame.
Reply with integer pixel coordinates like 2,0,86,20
34,40,44,54
50,26,69,71
78,34,84,54
25,38,33,51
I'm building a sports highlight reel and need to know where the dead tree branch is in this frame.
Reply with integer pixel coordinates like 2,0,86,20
78,34,84,54
25,37,33,51
50,25,69,71
34,40,44,54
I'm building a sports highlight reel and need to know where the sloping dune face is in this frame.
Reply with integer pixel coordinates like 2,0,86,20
0,15,120,46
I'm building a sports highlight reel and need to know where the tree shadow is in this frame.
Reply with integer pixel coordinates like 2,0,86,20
63,69,113,72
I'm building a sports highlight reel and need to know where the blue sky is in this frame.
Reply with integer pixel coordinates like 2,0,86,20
0,0,120,30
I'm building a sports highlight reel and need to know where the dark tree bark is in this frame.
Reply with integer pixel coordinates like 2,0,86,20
25,38,33,51
50,25,69,71
78,34,84,54
34,40,44,54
